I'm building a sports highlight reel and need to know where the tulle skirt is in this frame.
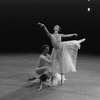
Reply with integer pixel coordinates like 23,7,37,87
51,40,81,74
50,40,83,86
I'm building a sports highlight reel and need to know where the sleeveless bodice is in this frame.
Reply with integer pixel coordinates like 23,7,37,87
51,34,61,49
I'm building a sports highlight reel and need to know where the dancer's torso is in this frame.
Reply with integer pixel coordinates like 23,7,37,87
51,34,61,50
38,54,50,68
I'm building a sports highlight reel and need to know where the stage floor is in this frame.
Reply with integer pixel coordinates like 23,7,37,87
0,54,100,100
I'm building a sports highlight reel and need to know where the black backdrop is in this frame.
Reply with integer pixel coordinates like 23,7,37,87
0,0,100,55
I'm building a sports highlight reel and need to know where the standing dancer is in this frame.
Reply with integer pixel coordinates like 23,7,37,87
38,22,85,86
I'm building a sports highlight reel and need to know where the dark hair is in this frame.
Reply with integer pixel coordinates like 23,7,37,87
42,45,49,51
40,74,49,82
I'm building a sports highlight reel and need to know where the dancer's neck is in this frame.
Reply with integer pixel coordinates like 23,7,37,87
42,52,48,56
54,31,59,34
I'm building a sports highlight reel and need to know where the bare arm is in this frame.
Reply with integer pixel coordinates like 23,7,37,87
41,55,52,64
37,22,51,38
61,33,78,38
46,54,51,59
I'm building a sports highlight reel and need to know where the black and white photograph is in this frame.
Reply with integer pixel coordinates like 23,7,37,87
0,0,100,100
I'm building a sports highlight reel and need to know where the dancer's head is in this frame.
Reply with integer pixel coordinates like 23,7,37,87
53,25,61,32
42,45,50,54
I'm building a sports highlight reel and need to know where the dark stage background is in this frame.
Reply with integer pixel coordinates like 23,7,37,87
0,0,100,55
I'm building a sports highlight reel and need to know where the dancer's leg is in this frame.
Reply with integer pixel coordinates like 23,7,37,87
79,38,86,43
28,67,51,81
58,51,63,85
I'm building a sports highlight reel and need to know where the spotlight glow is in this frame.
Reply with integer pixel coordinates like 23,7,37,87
87,8,90,12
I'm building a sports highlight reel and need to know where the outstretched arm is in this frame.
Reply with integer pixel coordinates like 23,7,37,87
37,22,51,37
61,33,78,38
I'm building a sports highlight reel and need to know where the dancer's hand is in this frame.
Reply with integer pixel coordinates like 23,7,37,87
74,33,78,37
37,22,45,27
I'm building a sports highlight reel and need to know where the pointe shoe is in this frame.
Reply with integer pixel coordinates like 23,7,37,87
76,38,85,49
79,38,86,43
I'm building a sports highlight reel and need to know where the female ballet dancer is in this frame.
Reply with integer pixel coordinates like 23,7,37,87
38,22,86,86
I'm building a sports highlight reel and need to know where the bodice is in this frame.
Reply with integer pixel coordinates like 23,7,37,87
51,34,61,49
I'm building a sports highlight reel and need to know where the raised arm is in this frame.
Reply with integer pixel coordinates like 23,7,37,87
37,22,51,37
61,33,78,38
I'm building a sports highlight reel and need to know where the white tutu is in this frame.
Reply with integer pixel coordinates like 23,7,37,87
50,39,85,86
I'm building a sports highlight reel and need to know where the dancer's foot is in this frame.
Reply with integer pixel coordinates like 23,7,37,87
28,77,37,81
77,38,86,49
79,38,86,43
60,74,66,85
